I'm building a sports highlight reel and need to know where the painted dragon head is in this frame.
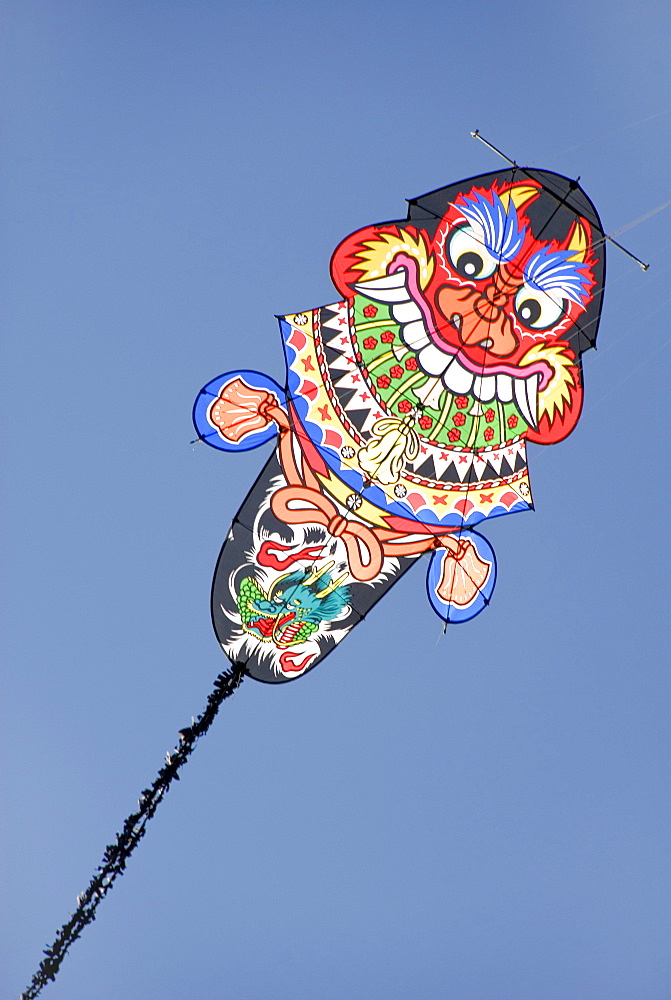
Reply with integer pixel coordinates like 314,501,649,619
238,561,351,648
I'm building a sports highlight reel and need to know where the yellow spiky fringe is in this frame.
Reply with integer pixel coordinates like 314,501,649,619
353,230,434,289
521,342,577,423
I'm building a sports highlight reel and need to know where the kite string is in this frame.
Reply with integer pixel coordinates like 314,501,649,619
599,198,671,241
544,109,670,158
528,287,671,474
19,662,246,1000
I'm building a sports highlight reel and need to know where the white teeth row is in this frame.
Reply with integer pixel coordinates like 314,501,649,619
354,272,539,428
416,348,539,427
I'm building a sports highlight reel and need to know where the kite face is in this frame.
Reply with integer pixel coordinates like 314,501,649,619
194,168,605,683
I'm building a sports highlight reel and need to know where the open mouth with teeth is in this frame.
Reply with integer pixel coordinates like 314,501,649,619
245,609,315,648
353,261,555,431
271,612,304,647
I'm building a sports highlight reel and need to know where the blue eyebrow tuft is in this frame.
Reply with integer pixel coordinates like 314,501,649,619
524,246,592,304
456,189,526,262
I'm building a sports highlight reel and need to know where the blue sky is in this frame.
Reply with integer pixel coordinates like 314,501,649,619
3,2,670,998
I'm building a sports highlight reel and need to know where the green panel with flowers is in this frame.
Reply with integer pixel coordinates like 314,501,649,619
353,294,529,451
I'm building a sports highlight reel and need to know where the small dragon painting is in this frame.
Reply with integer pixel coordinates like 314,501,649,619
238,562,350,649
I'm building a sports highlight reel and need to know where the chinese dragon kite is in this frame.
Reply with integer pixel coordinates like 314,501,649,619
193,167,605,682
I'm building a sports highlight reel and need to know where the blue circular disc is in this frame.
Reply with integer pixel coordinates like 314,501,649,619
426,530,497,623
192,370,286,452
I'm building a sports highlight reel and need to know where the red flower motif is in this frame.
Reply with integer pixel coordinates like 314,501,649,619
380,330,394,344
483,426,494,441
377,375,390,389
455,396,469,409
362,337,377,350
448,428,461,442
453,412,466,426
418,415,433,430
405,357,418,370
390,364,403,379
507,414,518,429
484,408,495,423
398,399,412,414
363,305,378,318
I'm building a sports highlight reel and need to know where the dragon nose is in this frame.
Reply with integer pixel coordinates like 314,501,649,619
460,308,519,357
483,283,508,307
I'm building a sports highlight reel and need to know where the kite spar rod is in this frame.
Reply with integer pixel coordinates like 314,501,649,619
470,129,651,270
19,662,246,1000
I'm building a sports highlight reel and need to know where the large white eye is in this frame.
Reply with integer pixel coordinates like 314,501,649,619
514,285,566,329
446,225,499,280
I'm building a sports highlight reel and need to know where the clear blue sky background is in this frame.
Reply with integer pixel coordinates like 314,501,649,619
3,2,670,998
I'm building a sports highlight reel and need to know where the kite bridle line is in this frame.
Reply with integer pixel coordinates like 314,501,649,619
19,662,245,1000
470,130,650,270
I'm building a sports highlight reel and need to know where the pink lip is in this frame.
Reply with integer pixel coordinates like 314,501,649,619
443,352,554,389
388,252,438,334
387,254,553,390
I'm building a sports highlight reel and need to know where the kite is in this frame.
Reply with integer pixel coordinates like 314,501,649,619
193,166,606,683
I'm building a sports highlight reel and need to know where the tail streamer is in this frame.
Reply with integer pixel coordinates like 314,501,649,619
19,662,246,1000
